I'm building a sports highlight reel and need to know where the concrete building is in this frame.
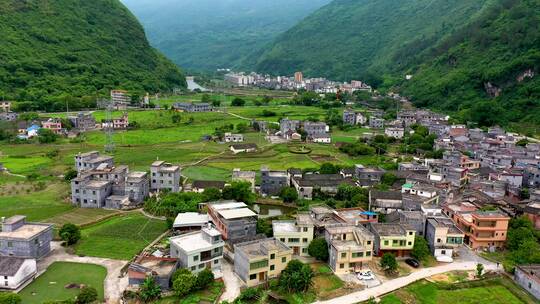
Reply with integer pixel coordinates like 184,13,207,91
172,102,213,112
369,190,403,214
387,210,426,237
0,257,37,290
425,217,464,260
369,223,416,257
272,213,314,256
369,117,385,129
261,166,289,196
524,202,540,229
232,169,256,192
343,110,367,125
336,208,379,227
224,133,244,143
303,122,329,137
111,90,131,104
74,151,114,172
170,226,224,274
69,112,96,131
514,265,540,300
294,72,303,83
150,161,181,193
206,201,257,241
0,101,11,112
385,127,405,139
292,174,350,200
355,165,385,182
325,224,374,274
0,216,53,259
0,112,18,121
234,238,292,287
41,118,63,135
279,119,300,137
172,212,210,232
128,256,177,290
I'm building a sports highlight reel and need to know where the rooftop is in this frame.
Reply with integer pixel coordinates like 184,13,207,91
173,212,209,227
209,200,247,210
272,221,298,233
0,257,28,276
169,227,223,253
218,208,257,220
0,223,51,240
131,257,177,277
427,217,463,234
235,238,290,259
370,223,408,236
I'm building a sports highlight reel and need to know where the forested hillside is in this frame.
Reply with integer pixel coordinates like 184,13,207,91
121,0,331,71
0,0,186,111
397,0,540,130
253,0,493,83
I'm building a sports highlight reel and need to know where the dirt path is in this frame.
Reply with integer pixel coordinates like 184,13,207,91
37,242,128,304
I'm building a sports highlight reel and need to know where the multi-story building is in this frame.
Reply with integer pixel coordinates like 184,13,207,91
169,225,224,274
272,213,314,256
113,113,129,129
443,204,510,250
150,161,181,193
343,110,367,125
69,112,96,131
325,224,374,274
224,133,244,143
425,217,464,259
111,90,131,104
385,127,405,139
234,238,292,287
355,165,385,182
232,169,256,192
41,118,63,134
369,223,416,257
294,72,303,83
279,119,300,137
303,122,329,137
336,207,379,227
206,201,257,241
369,117,385,129
74,151,114,172
172,102,213,112
0,216,53,259
0,101,11,112
261,166,289,196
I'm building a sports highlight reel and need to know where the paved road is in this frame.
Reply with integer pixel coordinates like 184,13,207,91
314,260,500,304
219,259,242,302
36,242,129,304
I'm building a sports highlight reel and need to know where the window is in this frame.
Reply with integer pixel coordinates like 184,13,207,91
339,263,345,269
341,252,347,258
250,260,268,270
270,265,275,271
280,238,285,242
199,264,204,269
437,238,442,243
302,238,308,243
303,227,308,232
408,242,412,246
7,242,12,248
366,251,371,257
367,240,371,245
214,260,219,264
250,274,257,280
193,255,199,261
3,276,6,280
352,252,364,258
282,257,286,263
270,253,275,260
441,250,446,255
408,231,413,235
288,238,300,243
191,266,196,271
302,248,307,253
384,240,389,246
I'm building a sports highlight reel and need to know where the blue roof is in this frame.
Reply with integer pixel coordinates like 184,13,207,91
360,211,378,216
27,125,40,131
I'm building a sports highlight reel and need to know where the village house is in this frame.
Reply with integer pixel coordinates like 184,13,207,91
425,217,464,260
387,210,426,236
128,256,177,290
172,212,210,232
169,225,224,274
369,223,416,257
172,102,213,112
0,101,11,112
69,112,96,131
385,127,405,139
234,238,292,287
343,109,367,125
514,265,540,300
279,119,300,138
224,133,244,143
0,216,53,259
260,166,289,196
41,118,63,135
336,208,379,227
369,190,403,214
75,151,114,172
369,117,384,129
325,224,374,274
0,111,18,121
524,202,540,229
150,161,181,193
272,213,314,256
0,257,37,290
206,201,257,241
232,169,256,192
303,121,329,137
230,143,257,154
292,173,351,200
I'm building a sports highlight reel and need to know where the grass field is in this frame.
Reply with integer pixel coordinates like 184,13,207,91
378,277,537,304
74,213,168,260
19,262,106,304
156,280,225,304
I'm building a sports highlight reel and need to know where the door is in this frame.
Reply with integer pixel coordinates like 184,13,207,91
293,246,300,255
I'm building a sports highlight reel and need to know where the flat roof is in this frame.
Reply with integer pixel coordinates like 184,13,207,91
370,223,407,236
235,238,290,259
210,201,247,210
169,228,222,253
272,221,298,233
218,208,257,220
0,224,51,239
173,212,209,227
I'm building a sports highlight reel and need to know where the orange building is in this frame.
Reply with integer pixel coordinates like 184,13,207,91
444,203,510,250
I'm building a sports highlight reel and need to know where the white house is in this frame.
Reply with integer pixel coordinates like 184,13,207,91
385,127,405,139
0,257,37,289
224,133,244,143
169,226,224,274
311,134,332,144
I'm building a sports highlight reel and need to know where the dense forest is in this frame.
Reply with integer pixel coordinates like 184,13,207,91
0,0,186,112
121,0,331,71
395,0,540,131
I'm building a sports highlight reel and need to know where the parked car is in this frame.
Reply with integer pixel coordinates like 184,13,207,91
405,258,420,268
357,270,375,280
436,255,453,263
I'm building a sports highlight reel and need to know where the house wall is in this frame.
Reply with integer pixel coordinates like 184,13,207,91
515,267,540,300
274,225,313,257
0,259,36,290
0,228,53,259
150,167,180,192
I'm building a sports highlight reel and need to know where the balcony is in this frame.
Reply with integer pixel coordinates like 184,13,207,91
200,250,222,262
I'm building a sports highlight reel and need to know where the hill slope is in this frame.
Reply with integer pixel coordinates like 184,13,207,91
121,0,331,71
397,0,540,129
253,0,493,83
0,0,185,110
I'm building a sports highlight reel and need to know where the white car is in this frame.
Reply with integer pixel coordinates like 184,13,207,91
357,270,375,280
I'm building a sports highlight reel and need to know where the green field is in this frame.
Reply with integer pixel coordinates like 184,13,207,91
19,262,106,304
379,277,537,304
74,213,168,260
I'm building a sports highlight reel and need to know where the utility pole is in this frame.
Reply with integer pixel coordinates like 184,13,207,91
104,99,115,153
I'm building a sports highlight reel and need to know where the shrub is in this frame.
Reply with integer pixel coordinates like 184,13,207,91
173,272,195,298
59,223,81,245
380,253,398,274
195,268,214,290
308,238,329,261
139,276,161,302
411,236,430,261
279,187,298,203
0,293,22,304
75,286,97,304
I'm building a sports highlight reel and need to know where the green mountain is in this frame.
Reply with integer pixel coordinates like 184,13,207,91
396,0,540,129
0,0,185,111
253,0,493,83
121,0,331,71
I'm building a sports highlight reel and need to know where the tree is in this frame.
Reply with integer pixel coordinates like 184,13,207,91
279,260,314,292
37,128,58,144
202,188,222,202
171,113,182,124
256,219,273,237
64,168,78,181
507,226,535,251
319,163,340,174
222,182,255,204
201,94,211,103
279,187,298,203
173,272,195,298
195,268,214,290
211,99,221,107
139,276,161,302
236,123,248,133
231,97,246,106
261,95,272,105
380,253,398,274
59,223,81,245
76,286,97,304
381,173,397,186
308,238,329,261
0,293,22,304
411,236,430,261
476,263,484,278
